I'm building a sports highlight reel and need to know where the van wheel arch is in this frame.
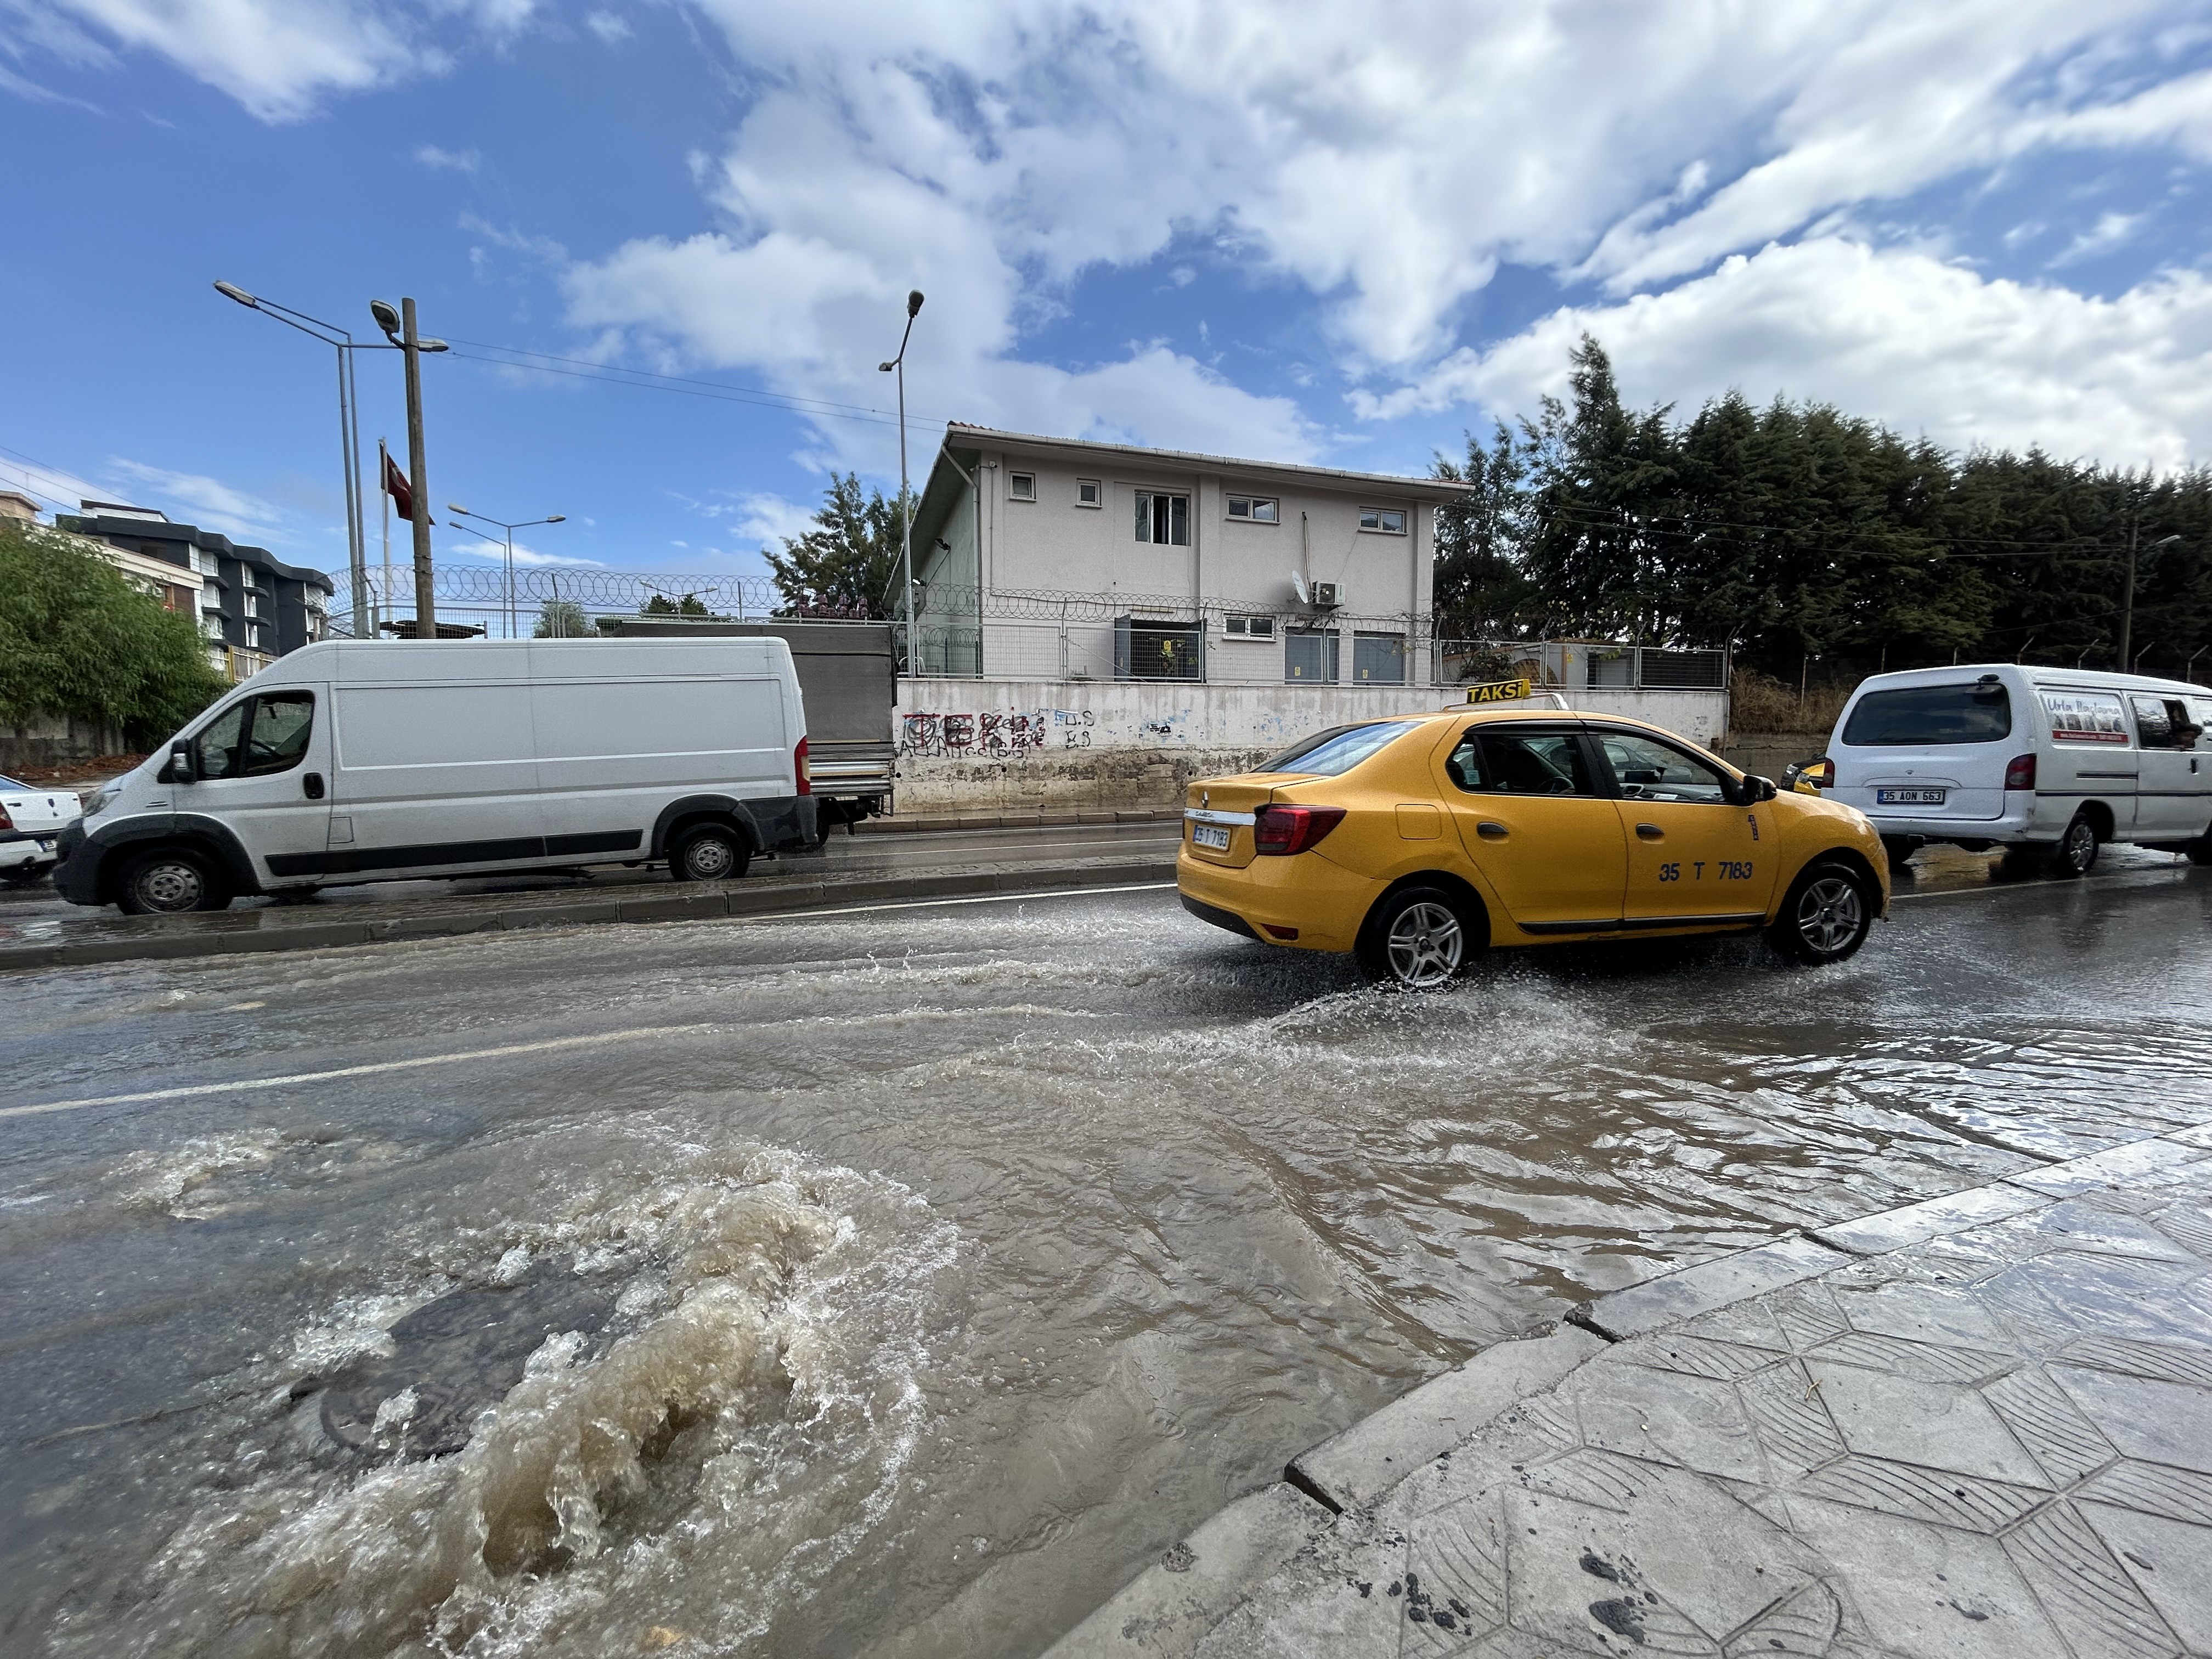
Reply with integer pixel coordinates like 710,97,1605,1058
94,828,256,906
665,814,755,882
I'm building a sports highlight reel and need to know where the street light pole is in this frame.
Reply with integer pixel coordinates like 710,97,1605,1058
447,506,566,637
212,281,382,637
879,290,924,674
2118,524,2182,672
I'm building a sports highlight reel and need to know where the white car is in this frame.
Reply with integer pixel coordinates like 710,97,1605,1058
1810,663,2212,876
1,772,84,884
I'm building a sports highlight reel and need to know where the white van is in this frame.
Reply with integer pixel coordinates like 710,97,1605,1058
56,636,817,914
1813,663,2212,876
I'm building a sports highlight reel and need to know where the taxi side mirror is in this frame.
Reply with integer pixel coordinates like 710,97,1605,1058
1741,774,1778,803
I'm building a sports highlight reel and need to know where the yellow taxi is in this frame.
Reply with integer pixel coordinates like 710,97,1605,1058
1177,704,1889,988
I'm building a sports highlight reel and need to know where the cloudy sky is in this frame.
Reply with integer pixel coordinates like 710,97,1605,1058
4,0,2211,585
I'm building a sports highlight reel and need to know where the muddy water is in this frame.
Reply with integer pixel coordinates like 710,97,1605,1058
4,864,2212,1656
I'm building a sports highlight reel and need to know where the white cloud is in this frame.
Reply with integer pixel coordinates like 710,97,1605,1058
21,0,535,121
105,457,290,540
583,9,628,43
2050,210,2147,267
1359,238,2212,471
725,491,817,549
415,142,479,172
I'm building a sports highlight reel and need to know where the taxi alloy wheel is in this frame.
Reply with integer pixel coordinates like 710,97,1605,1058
1359,887,1469,989
1769,860,1872,966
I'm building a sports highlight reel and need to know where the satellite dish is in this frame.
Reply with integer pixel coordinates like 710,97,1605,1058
1291,572,1309,604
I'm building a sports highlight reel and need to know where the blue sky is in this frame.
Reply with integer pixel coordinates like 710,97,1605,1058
4,1,2211,600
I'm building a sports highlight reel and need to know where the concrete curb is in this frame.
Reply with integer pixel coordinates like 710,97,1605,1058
0,859,1178,973
856,808,1184,835
1041,1124,2212,1658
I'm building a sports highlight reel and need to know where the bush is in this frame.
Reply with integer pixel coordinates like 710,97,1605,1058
1729,667,1855,735
0,522,229,746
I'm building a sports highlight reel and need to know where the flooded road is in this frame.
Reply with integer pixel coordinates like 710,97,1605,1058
4,853,2211,1657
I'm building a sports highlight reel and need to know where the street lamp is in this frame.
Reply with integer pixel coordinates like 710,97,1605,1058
447,505,566,637
2118,529,2183,671
878,289,924,673
213,281,390,637
370,299,449,638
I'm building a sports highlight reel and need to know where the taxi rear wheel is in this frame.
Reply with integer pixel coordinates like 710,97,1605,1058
1767,860,1873,966
1357,885,1475,990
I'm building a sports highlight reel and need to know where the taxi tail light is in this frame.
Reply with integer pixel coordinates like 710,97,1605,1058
2004,753,2036,791
1253,803,1345,856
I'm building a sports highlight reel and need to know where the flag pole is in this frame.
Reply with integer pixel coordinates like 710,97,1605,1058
379,437,392,636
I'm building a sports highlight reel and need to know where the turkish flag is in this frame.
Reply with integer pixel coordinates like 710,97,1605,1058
383,450,431,524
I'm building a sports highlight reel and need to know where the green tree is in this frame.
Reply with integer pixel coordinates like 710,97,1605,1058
766,473,908,618
0,522,229,744
1431,422,1542,639
640,592,714,617
534,598,588,637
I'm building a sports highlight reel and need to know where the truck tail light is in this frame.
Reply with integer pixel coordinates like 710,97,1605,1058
1253,803,1345,856
794,736,811,795
2004,753,2036,791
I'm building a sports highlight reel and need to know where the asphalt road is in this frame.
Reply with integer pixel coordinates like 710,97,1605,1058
2,845,2209,1658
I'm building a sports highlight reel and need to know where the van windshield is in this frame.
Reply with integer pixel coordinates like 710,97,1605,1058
1258,721,1421,775
1842,684,2012,746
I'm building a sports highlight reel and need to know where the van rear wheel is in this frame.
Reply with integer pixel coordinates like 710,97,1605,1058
116,847,232,915
670,823,750,882
2049,812,2099,879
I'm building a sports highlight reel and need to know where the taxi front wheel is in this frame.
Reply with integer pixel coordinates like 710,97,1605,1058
1767,860,1875,966
1357,885,1477,989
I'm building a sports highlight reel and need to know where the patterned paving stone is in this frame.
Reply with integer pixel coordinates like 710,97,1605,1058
2075,1500,2212,1654
1056,1156,2212,1659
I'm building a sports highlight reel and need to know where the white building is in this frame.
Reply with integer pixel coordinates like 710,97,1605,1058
902,425,1468,686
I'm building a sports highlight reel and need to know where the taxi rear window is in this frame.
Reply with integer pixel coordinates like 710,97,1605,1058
1257,721,1421,776
1841,684,2011,746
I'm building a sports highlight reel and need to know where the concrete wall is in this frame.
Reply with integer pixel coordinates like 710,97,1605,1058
2,712,128,771
891,678,1730,812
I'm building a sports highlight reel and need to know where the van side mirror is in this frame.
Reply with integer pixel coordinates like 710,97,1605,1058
167,738,198,785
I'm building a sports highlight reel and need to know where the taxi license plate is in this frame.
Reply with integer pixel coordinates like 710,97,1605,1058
1192,823,1232,851
1875,788,1945,805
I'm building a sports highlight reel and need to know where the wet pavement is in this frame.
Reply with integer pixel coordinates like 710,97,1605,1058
1,845,2209,1657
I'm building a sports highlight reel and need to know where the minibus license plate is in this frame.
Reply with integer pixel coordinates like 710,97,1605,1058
1193,823,1232,851
1875,788,1945,805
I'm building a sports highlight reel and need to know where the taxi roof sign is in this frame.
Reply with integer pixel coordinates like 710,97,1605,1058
1465,677,1534,704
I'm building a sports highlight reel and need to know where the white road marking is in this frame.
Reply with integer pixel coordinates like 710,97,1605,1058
0,1026,704,1121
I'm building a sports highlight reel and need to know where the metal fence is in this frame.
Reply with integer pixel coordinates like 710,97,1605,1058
324,566,1726,691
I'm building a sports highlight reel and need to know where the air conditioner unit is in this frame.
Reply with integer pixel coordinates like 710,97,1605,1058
1311,582,1341,608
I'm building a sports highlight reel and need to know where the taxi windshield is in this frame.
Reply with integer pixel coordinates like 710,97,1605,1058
1257,721,1421,776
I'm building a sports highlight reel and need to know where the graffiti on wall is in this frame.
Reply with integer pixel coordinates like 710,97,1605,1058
898,707,1109,757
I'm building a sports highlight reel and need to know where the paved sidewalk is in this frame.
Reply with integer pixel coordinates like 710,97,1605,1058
1053,1129,2212,1659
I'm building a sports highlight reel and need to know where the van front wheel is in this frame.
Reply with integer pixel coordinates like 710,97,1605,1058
670,823,749,882
116,847,232,915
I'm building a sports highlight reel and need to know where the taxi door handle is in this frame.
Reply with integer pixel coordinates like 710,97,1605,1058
1635,823,1664,840
1476,821,1508,840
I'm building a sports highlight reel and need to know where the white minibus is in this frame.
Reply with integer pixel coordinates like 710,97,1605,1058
56,636,816,913
1813,663,2212,876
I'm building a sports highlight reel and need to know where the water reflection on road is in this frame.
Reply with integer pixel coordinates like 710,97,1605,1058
2,855,2209,1657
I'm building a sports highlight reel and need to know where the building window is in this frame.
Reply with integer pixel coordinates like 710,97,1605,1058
1353,630,1407,683
1115,616,1204,681
1223,614,1277,639
1227,495,1279,523
1359,506,1407,535
1009,472,1036,501
1076,479,1101,507
1286,630,1339,683
1133,491,1189,545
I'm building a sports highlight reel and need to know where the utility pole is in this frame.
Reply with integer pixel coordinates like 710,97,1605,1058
370,298,448,637
400,298,435,637
2119,513,2138,671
